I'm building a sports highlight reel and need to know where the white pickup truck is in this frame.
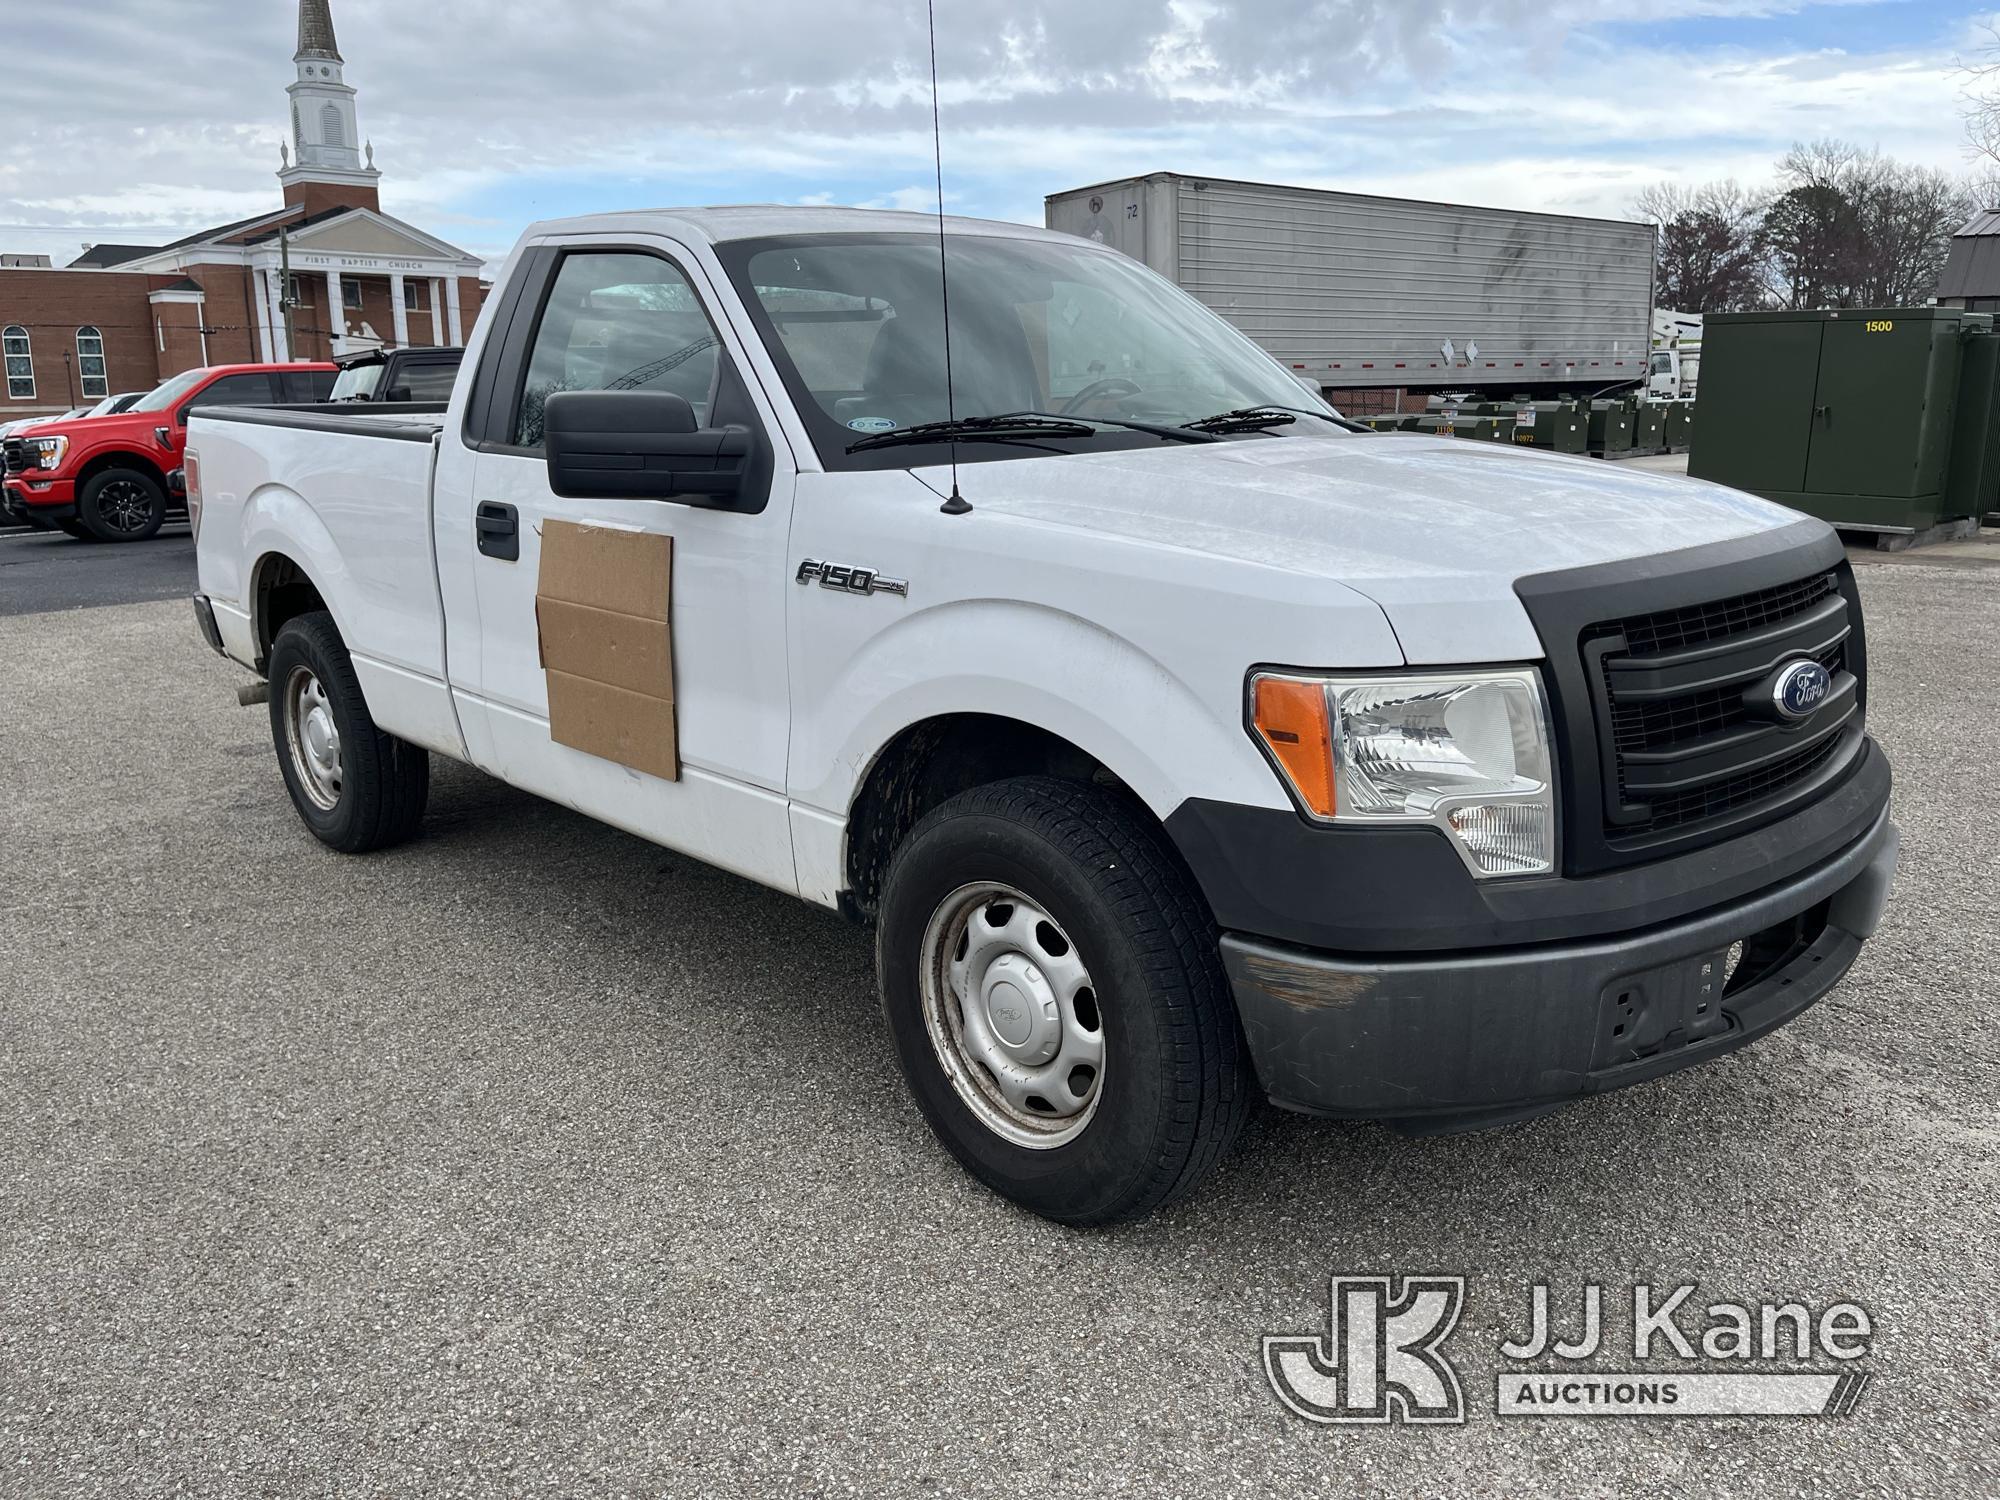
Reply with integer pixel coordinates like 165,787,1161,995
190,207,1898,1225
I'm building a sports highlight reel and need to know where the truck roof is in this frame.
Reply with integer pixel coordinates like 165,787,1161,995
523,205,1071,247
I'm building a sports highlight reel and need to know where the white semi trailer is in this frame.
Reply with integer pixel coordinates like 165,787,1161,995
1046,172,1657,401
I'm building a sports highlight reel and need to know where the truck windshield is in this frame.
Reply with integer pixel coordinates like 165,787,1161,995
130,369,208,413
330,363,385,401
719,231,1345,469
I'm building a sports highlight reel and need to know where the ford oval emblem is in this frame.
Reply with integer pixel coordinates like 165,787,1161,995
1773,659,1833,720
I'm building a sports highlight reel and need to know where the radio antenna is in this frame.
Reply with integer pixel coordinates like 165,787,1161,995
927,0,971,515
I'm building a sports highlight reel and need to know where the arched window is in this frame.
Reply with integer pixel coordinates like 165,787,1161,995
321,102,344,149
75,326,107,400
3,325,31,401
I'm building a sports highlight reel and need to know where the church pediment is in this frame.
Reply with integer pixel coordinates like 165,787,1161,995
278,210,472,264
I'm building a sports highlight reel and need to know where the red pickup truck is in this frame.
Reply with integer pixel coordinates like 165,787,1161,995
2,361,336,542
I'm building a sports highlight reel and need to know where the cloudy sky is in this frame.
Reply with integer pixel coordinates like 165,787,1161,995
0,0,1987,268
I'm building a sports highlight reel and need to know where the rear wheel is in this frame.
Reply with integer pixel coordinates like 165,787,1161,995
267,611,429,853
78,468,164,542
878,776,1251,1225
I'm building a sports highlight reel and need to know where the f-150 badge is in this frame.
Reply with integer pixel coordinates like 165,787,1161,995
796,559,909,598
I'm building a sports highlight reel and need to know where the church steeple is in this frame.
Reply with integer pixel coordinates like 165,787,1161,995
279,0,380,212
297,0,342,61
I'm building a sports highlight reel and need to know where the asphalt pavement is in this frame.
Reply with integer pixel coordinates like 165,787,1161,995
0,523,195,616
0,533,1995,1498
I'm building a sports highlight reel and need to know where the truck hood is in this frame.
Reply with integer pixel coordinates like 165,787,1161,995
924,434,1813,663
16,411,166,446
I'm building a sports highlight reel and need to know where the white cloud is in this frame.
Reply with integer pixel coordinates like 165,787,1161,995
0,0,1978,268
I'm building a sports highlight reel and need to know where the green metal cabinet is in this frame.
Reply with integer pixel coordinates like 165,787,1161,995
1690,308,1994,531
1635,403,1667,454
1946,332,2000,522
1664,401,1693,452
1588,402,1635,455
1508,401,1588,454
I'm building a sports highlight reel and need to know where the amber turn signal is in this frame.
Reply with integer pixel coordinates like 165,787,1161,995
1252,674,1337,818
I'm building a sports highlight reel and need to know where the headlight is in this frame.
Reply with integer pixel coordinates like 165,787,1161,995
1251,667,1556,878
30,435,68,471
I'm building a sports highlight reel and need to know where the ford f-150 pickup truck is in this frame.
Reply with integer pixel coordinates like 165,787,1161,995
188,207,1898,1225
3,361,335,540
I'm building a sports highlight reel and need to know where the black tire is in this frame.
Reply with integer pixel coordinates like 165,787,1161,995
267,610,429,853
78,467,165,542
878,776,1251,1225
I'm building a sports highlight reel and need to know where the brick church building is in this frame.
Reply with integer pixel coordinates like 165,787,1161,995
0,0,486,418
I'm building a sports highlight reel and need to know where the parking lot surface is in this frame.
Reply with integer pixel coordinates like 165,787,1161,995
1,535,1995,1497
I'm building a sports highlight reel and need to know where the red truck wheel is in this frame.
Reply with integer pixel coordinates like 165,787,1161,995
78,468,166,542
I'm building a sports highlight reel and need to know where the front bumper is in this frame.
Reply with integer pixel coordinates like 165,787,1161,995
3,476,78,527
1222,806,1899,1128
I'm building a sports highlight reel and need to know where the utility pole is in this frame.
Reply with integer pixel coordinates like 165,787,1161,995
280,225,299,358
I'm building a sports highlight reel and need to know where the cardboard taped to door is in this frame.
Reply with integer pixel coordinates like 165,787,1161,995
536,519,678,781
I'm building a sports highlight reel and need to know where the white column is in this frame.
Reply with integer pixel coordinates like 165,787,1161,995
429,278,444,346
266,268,291,362
445,276,464,344
325,269,346,356
250,271,273,362
390,273,410,350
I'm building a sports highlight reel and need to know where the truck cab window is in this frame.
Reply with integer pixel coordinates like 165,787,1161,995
191,373,281,409
515,252,721,448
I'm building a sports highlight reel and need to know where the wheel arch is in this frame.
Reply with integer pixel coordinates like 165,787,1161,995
238,485,355,672
842,712,1174,924
249,549,337,672
74,447,172,496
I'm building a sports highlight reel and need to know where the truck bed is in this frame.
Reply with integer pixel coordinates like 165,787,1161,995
188,403,459,756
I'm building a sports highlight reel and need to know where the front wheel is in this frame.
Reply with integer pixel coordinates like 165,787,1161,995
878,777,1251,1225
78,468,165,542
267,611,429,853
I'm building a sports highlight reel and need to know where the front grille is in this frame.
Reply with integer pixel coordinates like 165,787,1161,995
1613,571,1838,656
1608,642,1845,763
1590,567,1860,849
2,437,26,474
1617,730,1847,837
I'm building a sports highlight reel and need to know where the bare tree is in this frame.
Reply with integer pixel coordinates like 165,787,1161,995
1633,180,1766,311
1757,140,1973,308
1853,164,1973,305
1959,20,2000,168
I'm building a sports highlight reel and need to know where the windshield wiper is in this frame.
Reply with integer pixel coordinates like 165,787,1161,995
1185,404,1371,435
999,411,1222,444
846,414,1097,453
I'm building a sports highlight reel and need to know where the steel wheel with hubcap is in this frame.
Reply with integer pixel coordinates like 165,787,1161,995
284,666,344,811
878,775,1252,1226
265,610,430,854
921,882,1105,1149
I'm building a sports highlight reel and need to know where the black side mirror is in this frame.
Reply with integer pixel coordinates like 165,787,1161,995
543,390,750,506
385,385,412,403
176,406,193,428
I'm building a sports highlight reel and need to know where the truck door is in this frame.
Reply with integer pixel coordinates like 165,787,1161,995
448,240,801,893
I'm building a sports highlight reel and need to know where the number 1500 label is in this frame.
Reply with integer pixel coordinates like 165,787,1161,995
1864,320,1895,333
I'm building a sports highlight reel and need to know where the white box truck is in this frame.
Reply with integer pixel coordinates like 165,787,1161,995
1047,172,1656,401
